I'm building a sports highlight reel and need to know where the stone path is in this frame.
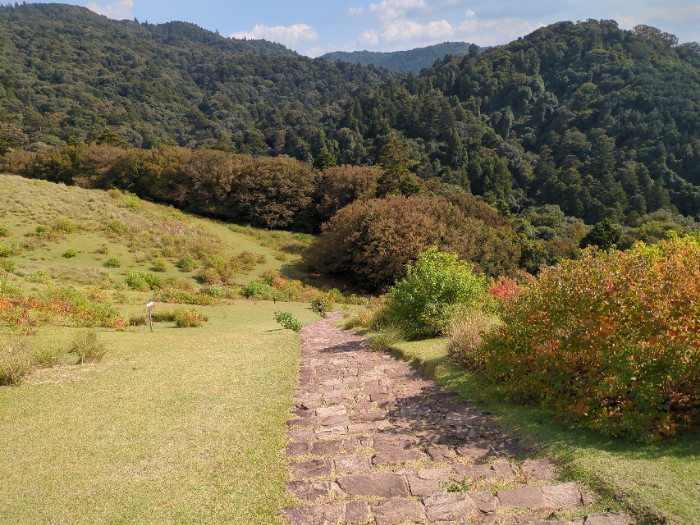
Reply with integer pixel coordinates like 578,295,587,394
284,313,630,525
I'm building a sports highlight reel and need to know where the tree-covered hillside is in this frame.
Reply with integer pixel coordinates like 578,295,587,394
321,42,479,73
423,20,700,220
2,6,700,223
0,3,395,154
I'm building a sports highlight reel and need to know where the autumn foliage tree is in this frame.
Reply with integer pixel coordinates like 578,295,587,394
305,195,521,290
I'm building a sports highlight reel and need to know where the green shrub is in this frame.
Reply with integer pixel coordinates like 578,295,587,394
342,309,374,330
149,310,175,322
260,268,279,285
67,331,105,364
241,281,274,299
124,272,163,290
204,255,233,282
230,251,262,273
383,247,488,339
475,237,700,440
97,244,110,255
34,225,49,235
200,267,222,285
28,268,49,283
311,295,333,318
0,245,11,257
177,253,197,272
0,259,16,273
32,344,63,368
107,220,127,235
52,219,76,235
40,286,121,328
0,337,32,385
156,287,214,305
205,285,228,298
274,311,302,332
305,195,520,290
326,288,344,302
104,257,121,268
0,225,8,237
174,308,208,328
128,314,147,326
62,248,77,258
151,257,168,272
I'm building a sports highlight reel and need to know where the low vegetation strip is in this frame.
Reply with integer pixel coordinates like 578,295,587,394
0,302,317,524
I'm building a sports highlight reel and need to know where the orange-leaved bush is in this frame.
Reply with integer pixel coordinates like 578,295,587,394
466,236,700,440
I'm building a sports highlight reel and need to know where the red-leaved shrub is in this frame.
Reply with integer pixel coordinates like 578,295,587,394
468,236,700,440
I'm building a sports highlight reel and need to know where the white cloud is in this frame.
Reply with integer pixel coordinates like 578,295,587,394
369,0,427,22
86,0,134,20
352,4,543,51
360,29,381,46
305,46,324,58
230,23,319,48
379,18,455,43
349,6,364,16
456,14,543,46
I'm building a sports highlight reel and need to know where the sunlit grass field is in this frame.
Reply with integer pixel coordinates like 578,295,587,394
0,302,318,524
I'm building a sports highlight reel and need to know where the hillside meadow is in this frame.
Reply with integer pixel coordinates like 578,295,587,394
0,174,330,523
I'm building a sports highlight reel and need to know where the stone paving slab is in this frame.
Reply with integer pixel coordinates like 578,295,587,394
283,313,631,525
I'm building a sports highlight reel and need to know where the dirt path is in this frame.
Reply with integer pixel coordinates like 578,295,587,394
283,313,629,525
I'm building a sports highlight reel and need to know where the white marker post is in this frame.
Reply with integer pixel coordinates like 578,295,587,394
146,301,154,332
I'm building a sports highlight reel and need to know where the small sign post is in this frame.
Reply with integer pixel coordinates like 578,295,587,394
146,301,154,332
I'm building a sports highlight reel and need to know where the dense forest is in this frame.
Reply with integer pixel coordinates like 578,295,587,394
0,3,395,153
2,4,700,287
2,5,700,223
321,42,480,73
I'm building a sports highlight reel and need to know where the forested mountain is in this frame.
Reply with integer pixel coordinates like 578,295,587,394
0,3,395,154
2,4,700,224
321,42,479,73
326,20,700,222
423,20,700,221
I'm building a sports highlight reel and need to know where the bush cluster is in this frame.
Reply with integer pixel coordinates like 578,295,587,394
310,295,333,318
68,331,106,364
3,145,384,234
174,309,208,328
305,195,520,290
469,237,700,439
0,337,32,385
274,311,302,332
381,247,488,339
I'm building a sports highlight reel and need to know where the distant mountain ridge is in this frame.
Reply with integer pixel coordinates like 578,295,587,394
321,42,480,73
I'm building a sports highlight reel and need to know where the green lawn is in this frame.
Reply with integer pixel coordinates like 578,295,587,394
0,302,317,524
389,337,700,525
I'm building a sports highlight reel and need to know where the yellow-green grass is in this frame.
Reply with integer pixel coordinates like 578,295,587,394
0,174,309,293
384,336,699,525
0,301,317,524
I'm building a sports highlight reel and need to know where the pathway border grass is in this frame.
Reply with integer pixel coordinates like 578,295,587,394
367,334,699,525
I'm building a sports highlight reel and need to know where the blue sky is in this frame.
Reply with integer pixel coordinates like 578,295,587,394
29,0,700,56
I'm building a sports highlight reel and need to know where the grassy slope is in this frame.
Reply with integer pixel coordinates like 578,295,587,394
0,174,302,289
0,174,323,523
390,337,700,525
